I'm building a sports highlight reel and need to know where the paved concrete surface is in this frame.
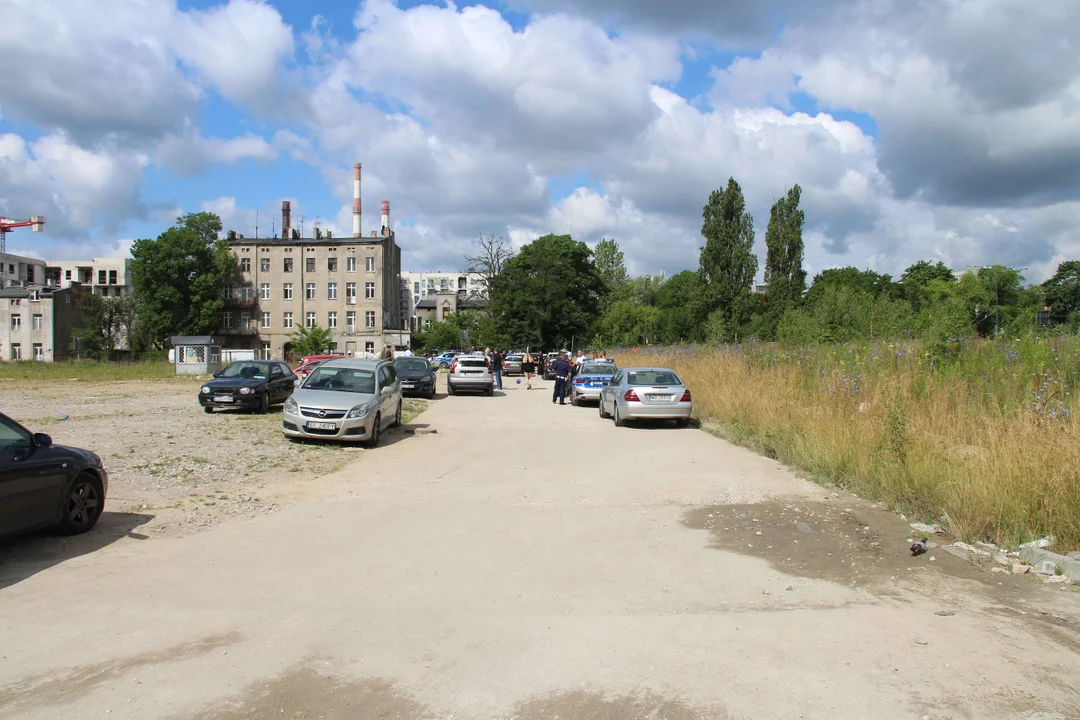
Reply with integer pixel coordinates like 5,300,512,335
2,381,1080,720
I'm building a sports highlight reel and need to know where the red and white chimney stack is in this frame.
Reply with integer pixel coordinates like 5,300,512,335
381,200,390,235
352,163,362,238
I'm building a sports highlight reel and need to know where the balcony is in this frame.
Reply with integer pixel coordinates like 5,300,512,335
343,327,359,336
221,326,258,335
223,295,256,307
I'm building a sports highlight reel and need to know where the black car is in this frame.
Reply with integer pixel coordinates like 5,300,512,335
393,356,437,398
199,360,297,414
1,411,109,541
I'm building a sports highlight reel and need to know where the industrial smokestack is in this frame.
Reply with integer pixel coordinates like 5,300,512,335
282,200,291,240
381,200,390,234
353,163,362,238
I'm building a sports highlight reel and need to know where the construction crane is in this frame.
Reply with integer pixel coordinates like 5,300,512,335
0,215,45,287
0,215,46,255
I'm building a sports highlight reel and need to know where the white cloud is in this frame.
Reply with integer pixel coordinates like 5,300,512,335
158,129,278,177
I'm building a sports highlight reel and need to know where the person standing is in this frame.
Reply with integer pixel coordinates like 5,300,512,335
492,348,504,391
522,351,536,390
552,352,571,405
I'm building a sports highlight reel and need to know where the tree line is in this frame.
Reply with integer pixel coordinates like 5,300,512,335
420,177,1078,353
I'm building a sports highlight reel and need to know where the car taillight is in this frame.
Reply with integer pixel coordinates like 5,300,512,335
624,389,639,402
450,361,458,372
680,389,692,402
486,360,492,372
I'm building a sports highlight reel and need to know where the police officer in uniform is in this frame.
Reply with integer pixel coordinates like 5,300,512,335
552,351,572,405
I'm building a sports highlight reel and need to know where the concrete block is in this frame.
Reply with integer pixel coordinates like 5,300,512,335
1019,546,1080,580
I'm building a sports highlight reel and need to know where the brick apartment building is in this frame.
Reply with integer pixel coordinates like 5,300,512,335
221,165,406,361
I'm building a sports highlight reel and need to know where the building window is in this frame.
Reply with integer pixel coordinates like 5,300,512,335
328,311,338,329
283,257,293,273
305,283,316,300
98,270,107,285
346,311,357,331
32,314,43,330
240,258,251,273
283,312,294,329
283,283,293,300
327,282,338,300
261,311,271,329
440,278,448,290
304,257,315,273
305,311,316,329
65,270,72,280
109,270,117,284
365,311,376,328
260,283,270,300
365,341,375,355
260,258,270,272
29,290,40,301
11,344,21,360
364,282,375,299
328,257,338,272
346,256,357,273
223,311,233,329
240,311,251,330
413,282,420,294
365,256,376,272
260,342,271,360
10,315,20,330
33,343,43,361
346,282,357,303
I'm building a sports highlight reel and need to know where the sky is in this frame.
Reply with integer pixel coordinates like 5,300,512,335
1,0,1078,283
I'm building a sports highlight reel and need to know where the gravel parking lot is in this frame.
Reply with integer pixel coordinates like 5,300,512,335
2,376,429,538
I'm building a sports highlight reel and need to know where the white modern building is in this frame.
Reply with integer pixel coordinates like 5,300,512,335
45,258,133,296
404,271,487,309
0,251,47,289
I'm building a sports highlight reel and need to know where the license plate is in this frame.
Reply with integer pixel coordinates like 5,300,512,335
647,394,671,401
213,395,233,403
402,383,415,389
306,422,337,430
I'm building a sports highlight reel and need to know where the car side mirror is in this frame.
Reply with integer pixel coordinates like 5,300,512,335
382,386,395,395
34,433,52,448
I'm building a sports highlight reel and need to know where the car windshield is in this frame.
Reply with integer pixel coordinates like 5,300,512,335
627,370,682,386
457,358,487,368
303,367,376,393
219,362,268,380
580,365,615,376
395,358,430,372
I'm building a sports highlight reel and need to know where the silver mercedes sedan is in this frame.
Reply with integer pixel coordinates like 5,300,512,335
598,366,693,427
282,359,402,446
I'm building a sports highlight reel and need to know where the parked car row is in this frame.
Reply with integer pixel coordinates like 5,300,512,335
559,358,694,428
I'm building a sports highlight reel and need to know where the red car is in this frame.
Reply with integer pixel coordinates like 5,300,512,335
293,354,346,384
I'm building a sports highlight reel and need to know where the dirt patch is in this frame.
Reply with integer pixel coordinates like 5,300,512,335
511,689,722,720
188,664,429,720
1,378,429,538
683,498,898,587
0,632,242,713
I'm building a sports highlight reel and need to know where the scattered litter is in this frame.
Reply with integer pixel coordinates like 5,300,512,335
1020,536,1054,550
910,522,944,535
56,412,69,421
935,611,955,617
915,639,928,646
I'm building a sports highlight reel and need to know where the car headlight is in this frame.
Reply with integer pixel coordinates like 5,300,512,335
284,397,298,413
239,387,253,395
201,386,210,394
347,404,370,419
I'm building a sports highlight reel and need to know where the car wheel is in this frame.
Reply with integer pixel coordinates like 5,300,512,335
203,405,213,414
392,401,402,427
486,387,494,397
447,383,455,396
367,413,382,448
614,403,626,427
258,392,270,414
676,418,691,428
599,398,610,419
570,392,579,407
57,473,104,535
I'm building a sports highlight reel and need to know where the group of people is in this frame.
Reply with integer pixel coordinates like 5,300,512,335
550,349,606,405
480,348,539,391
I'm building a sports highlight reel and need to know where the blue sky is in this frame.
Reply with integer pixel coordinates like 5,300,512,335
0,0,1076,281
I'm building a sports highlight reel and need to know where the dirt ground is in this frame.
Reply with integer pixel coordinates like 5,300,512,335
2,376,429,538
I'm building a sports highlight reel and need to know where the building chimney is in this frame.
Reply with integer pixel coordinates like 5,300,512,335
381,200,390,232
282,200,292,240
353,163,362,238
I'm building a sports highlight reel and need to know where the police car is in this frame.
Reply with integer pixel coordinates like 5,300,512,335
569,359,618,406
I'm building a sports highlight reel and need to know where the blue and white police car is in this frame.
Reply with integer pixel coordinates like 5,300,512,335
569,359,618,406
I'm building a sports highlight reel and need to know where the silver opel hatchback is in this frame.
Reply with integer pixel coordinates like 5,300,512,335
282,359,402,446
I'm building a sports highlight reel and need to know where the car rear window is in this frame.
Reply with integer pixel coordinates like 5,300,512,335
627,370,681,386
580,364,615,375
458,358,487,368
395,358,430,371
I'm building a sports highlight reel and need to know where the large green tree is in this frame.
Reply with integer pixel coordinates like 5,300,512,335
593,238,629,297
73,292,138,360
488,234,605,349
763,184,807,314
1042,261,1080,325
130,212,236,347
900,260,956,311
804,267,899,306
698,178,758,335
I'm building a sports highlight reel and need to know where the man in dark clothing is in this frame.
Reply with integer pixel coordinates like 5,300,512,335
552,352,571,405
492,349,504,390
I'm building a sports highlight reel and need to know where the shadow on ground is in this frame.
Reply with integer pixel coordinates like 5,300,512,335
0,511,154,590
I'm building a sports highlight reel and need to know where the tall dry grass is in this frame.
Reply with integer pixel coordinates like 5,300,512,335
614,338,1080,549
